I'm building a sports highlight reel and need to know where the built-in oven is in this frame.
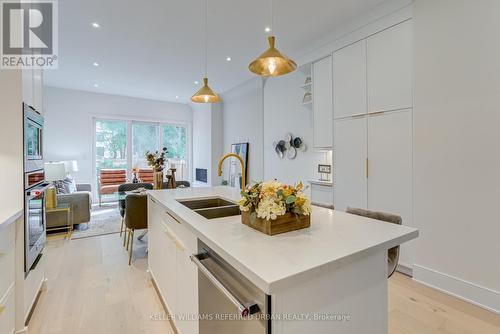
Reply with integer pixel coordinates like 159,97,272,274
24,103,44,173
23,103,47,273
24,182,49,272
191,240,271,334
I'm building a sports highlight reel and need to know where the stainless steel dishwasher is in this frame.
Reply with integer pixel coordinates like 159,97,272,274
191,240,271,334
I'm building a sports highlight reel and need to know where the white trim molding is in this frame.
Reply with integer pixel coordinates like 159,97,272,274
413,264,500,315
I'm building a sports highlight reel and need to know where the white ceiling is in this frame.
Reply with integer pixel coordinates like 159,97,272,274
45,0,390,103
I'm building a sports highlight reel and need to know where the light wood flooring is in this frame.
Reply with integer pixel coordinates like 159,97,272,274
28,233,500,334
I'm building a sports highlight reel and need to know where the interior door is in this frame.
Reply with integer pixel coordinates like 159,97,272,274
367,110,413,267
334,117,368,211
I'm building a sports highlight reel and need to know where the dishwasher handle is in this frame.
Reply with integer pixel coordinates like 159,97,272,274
190,253,259,317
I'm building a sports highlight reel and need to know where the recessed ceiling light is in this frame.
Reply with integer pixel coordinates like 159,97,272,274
265,27,271,33
93,62,99,67
226,57,232,62
91,22,100,28
93,83,99,88
194,81,199,85
175,96,179,99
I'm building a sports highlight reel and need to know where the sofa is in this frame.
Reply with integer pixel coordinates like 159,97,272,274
47,183,92,229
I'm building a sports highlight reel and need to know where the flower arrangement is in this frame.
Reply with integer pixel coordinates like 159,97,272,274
146,147,168,172
239,181,312,221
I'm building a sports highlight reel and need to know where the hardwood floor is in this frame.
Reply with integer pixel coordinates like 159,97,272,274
28,233,174,334
28,233,500,334
389,273,500,334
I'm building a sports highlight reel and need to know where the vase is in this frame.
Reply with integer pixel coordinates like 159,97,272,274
153,171,163,190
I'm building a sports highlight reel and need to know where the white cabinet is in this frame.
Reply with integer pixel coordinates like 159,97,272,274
33,69,44,112
333,40,367,119
309,182,333,206
312,55,333,149
368,110,413,267
367,20,413,113
22,69,34,108
22,67,43,112
333,20,414,270
0,222,15,334
148,198,198,334
333,117,368,211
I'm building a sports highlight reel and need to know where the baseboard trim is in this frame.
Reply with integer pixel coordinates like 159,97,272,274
396,263,413,277
413,264,500,315
15,327,28,334
150,269,179,334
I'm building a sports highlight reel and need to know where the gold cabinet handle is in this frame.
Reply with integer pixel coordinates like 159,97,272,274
365,158,369,178
163,227,185,251
0,305,5,315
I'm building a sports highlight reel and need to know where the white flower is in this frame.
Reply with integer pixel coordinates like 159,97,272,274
256,198,286,220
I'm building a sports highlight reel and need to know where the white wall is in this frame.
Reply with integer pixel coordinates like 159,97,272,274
221,78,265,183
43,87,193,192
0,69,23,220
221,71,328,194
263,72,327,187
191,103,223,186
413,0,500,313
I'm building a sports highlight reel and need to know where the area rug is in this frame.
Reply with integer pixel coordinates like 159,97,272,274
71,203,122,240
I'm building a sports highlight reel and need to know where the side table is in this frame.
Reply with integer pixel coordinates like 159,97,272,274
46,203,73,238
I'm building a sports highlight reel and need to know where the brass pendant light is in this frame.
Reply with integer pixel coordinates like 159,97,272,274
248,0,296,77
191,0,221,103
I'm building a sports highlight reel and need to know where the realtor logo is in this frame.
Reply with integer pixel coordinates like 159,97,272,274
1,0,58,69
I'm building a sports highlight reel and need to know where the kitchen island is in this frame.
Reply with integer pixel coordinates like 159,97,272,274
147,186,418,334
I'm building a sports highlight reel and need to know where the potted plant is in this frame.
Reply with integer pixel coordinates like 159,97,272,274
238,181,312,235
146,147,168,189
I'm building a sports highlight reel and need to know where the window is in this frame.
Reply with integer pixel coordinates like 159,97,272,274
95,119,127,172
94,118,189,191
132,122,159,168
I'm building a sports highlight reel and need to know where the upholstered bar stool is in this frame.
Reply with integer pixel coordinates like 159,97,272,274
124,193,149,265
346,207,402,278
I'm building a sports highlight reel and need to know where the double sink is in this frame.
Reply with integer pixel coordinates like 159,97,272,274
178,197,241,220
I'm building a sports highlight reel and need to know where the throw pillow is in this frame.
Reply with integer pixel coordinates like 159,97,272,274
63,177,77,193
53,177,77,194
53,180,68,194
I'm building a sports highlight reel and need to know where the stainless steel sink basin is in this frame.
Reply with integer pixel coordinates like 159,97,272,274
193,205,241,219
177,197,241,219
178,197,235,210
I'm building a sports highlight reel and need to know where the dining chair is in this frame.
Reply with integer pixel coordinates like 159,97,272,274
124,193,149,265
118,182,152,247
346,207,402,278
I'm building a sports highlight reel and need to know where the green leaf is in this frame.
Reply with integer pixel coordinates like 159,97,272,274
285,195,297,204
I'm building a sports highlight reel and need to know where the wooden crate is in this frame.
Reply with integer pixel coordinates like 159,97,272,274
241,211,311,236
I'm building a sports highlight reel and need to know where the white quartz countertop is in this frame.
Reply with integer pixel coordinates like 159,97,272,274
0,208,22,230
148,186,418,294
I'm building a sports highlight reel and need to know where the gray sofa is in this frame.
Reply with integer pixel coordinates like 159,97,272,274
47,184,92,229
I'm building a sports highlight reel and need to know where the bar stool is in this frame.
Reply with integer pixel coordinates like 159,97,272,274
346,207,402,278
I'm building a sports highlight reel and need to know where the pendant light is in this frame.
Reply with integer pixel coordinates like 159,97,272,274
191,0,221,103
248,0,296,77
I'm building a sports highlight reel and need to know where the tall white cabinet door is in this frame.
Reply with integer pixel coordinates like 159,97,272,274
367,110,413,266
22,69,34,107
367,20,413,113
313,55,333,149
334,117,368,211
33,69,44,112
333,40,367,119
